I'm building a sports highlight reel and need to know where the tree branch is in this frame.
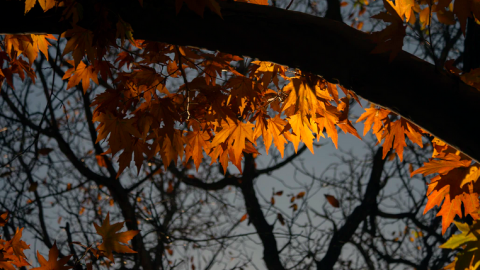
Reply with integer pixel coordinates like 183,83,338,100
2,0,480,162
316,147,386,270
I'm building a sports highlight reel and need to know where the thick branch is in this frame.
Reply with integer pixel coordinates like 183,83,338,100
2,0,480,161
241,154,285,270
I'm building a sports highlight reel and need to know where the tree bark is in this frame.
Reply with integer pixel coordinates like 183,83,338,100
1,0,480,162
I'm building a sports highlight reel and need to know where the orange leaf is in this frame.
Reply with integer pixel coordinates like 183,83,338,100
31,242,72,270
239,213,248,222
436,195,463,235
94,213,140,262
0,211,8,227
325,194,340,208
296,191,306,199
211,119,254,164
63,61,99,93
411,153,471,177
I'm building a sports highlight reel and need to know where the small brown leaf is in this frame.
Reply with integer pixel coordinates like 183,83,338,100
271,197,275,205
290,204,298,211
28,182,38,192
166,180,174,194
275,191,283,196
290,196,295,203
296,191,306,199
324,194,340,208
0,211,8,226
38,148,53,156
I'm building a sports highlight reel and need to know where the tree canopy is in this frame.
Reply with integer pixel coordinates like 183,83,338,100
1,0,480,269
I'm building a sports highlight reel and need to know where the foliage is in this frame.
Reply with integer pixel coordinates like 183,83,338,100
1,0,480,268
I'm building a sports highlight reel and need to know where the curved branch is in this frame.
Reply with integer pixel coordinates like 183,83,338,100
2,0,480,162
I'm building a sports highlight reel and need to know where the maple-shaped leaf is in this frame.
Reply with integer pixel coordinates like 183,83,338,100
32,34,56,61
62,26,95,68
370,0,407,61
314,103,341,148
453,0,480,34
253,113,288,157
185,129,211,171
116,139,149,178
31,242,72,270
0,234,29,270
384,0,416,22
356,105,390,141
411,153,471,177
62,61,99,93
440,221,480,270
94,112,142,156
7,228,30,260
436,194,463,235
380,118,424,161
94,213,140,262
441,221,479,249
25,0,55,14
282,76,330,117
287,113,315,154
9,59,36,84
211,119,254,163
420,159,480,234
250,61,287,88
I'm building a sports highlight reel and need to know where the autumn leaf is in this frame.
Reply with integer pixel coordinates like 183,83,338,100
62,26,95,68
325,194,340,208
239,213,248,222
436,195,463,235
411,153,471,177
0,212,8,227
7,228,29,261
38,148,53,156
211,119,254,163
94,112,142,156
370,0,407,61
94,213,140,261
185,129,211,171
31,242,72,270
440,221,480,270
63,61,99,93
357,106,390,140
287,113,315,154
296,191,306,199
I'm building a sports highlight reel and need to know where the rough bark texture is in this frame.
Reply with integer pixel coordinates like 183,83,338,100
1,0,480,162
